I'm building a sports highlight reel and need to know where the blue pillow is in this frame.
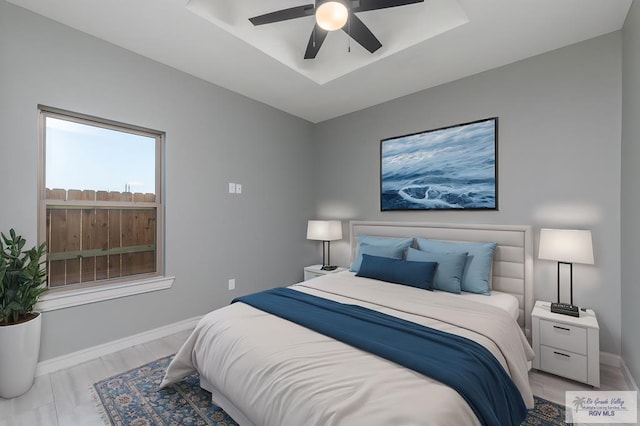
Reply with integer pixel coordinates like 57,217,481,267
356,254,437,290
415,238,497,295
350,235,414,272
406,247,467,294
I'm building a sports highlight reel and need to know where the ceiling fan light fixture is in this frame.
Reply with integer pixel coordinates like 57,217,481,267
315,0,349,31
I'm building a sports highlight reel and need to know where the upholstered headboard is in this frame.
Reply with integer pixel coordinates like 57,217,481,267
349,221,534,337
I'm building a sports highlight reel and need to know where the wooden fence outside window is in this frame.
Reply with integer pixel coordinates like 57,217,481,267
45,188,156,288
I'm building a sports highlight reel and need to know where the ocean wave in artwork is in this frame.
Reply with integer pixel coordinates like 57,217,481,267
382,183,495,210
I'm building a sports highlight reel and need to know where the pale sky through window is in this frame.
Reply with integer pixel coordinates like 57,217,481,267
45,117,156,194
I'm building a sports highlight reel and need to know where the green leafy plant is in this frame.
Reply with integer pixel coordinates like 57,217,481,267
0,229,47,326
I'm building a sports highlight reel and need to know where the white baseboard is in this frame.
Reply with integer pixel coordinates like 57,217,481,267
35,315,202,376
601,351,622,367
621,358,640,394
599,352,639,394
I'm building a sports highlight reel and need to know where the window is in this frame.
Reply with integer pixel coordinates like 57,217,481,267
38,106,164,294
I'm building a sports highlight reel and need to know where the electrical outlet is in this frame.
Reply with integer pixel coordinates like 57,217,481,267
228,278,235,290
235,183,242,194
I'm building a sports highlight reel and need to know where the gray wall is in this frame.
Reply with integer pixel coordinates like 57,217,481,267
313,33,623,355
622,0,640,385
0,1,316,361
0,0,631,370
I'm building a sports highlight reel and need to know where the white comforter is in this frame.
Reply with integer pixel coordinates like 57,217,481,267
161,273,535,426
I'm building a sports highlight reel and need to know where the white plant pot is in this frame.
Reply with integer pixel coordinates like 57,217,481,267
0,312,42,398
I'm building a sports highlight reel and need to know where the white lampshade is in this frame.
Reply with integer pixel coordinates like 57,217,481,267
315,0,349,31
307,220,342,241
538,229,594,264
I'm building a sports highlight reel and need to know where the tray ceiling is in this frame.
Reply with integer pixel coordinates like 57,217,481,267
6,0,633,123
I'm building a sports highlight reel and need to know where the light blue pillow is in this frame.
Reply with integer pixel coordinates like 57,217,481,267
415,238,497,295
350,243,405,273
350,236,414,272
406,247,467,294
357,254,437,290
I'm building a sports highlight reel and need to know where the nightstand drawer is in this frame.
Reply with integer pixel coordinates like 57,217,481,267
540,345,587,383
540,319,587,355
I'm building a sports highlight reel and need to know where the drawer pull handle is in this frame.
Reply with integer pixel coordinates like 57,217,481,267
553,325,571,331
553,351,570,358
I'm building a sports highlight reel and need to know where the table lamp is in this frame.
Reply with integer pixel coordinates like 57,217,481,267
538,228,594,316
307,220,342,271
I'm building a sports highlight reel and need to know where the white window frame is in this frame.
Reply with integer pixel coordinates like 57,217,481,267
37,105,172,312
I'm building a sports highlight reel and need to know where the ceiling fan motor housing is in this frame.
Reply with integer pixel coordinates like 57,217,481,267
315,0,350,31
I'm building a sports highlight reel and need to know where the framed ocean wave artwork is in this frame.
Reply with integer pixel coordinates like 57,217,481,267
380,117,498,211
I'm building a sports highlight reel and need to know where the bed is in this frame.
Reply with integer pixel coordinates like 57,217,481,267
161,221,535,425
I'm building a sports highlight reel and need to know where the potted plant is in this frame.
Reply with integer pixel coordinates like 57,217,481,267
0,229,47,398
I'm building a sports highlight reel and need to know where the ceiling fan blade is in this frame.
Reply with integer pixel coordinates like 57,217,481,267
351,0,424,13
343,14,382,53
249,4,315,26
304,25,329,59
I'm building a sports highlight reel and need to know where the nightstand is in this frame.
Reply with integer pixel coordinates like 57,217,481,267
303,265,347,281
532,300,600,387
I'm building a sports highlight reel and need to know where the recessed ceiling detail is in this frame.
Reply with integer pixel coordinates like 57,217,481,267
185,0,469,85
5,0,633,122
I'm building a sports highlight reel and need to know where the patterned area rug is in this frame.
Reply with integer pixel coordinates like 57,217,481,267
93,356,568,425
92,356,237,426
524,396,569,426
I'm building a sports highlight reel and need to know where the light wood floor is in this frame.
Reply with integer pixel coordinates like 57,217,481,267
0,329,634,426
0,329,192,426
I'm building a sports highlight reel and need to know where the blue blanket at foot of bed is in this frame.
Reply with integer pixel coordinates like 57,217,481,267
233,287,526,426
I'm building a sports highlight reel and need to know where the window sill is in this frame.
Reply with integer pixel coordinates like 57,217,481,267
36,276,175,312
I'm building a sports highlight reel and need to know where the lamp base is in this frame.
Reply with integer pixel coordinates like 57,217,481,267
321,265,337,271
550,302,580,317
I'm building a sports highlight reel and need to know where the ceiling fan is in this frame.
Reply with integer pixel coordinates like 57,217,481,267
249,0,425,59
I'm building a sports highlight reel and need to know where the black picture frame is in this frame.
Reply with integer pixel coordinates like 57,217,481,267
380,117,498,211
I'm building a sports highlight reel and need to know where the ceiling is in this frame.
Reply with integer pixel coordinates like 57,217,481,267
7,0,632,123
